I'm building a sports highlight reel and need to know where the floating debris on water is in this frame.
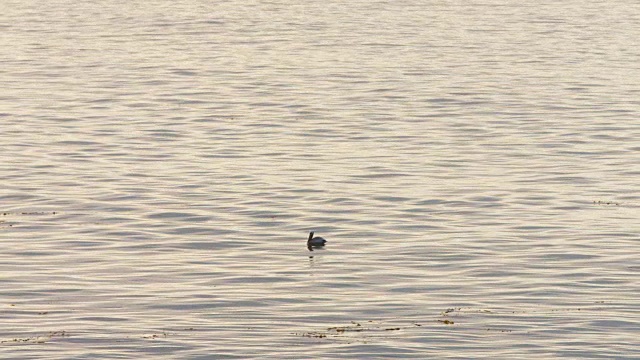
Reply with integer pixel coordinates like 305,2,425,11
1,211,58,216
297,304,611,341
592,200,621,206
0,331,68,344
302,332,326,339
486,328,512,333
142,332,168,339
442,307,461,315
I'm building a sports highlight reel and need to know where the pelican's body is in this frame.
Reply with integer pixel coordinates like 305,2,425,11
307,231,327,247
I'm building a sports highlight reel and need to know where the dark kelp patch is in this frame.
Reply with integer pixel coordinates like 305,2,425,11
0,331,68,344
1,211,58,216
1,211,59,229
297,302,611,341
592,200,621,206
297,320,392,341
142,332,167,339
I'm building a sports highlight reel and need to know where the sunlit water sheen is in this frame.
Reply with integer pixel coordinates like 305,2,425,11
1,0,639,358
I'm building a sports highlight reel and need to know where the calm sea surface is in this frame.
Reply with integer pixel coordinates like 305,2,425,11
1,0,639,358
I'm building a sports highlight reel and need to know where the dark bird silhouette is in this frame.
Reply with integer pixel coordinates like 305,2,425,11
307,231,327,251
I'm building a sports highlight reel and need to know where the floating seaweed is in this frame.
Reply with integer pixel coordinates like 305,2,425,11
592,200,621,206
297,303,611,341
142,332,168,339
0,331,68,344
1,211,58,216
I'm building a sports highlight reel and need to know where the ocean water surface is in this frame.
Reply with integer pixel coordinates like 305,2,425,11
1,0,639,358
